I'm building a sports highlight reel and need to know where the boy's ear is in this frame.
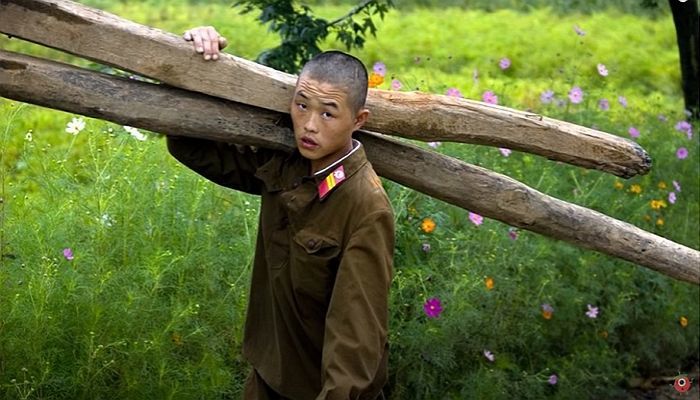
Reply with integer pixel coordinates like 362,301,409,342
353,108,370,131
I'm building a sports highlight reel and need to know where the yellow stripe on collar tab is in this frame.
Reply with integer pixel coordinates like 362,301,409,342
318,165,346,200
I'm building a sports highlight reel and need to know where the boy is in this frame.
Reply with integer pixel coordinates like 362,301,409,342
167,27,395,399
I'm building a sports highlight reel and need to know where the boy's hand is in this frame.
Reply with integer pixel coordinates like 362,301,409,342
183,26,228,61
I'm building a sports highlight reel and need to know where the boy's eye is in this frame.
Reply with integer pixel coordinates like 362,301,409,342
322,111,333,119
296,103,307,110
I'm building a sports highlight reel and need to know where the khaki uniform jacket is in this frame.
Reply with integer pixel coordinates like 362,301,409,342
167,137,394,400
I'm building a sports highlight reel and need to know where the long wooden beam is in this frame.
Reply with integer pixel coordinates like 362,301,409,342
1,50,697,284
0,0,652,178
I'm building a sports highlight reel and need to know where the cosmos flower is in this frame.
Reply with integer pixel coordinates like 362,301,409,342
421,217,436,233
499,57,511,70
469,212,483,226
368,73,384,88
668,191,677,204
598,98,610,111
541,90,554,104
568,86,584,104
674,121,693,139
573,24,586,36
423,297,443,318
628,127,640,138
541,303,554,320
586,304,599,319
427,141,441,148
499,148,512,157
63,248,74,261
421,242,431,253
66,117,85,135
548,374,558,385
508,228,519,240
124,126,147,141
673,180,682,192
482,90,498,105
446,87,463,98
597,63,608,77
629,184,642,194
485,277,494,290
618,96,628,108
372,62,386,77
676,147,688,160
391,79,402,91
483,349,495,362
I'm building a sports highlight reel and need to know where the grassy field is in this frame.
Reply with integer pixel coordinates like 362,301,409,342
1,1,698,399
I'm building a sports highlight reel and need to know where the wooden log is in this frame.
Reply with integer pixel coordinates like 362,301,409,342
0,0,652,178
1,50,697,284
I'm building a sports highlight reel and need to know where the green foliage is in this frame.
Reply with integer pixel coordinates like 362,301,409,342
1,2,698,399
232,0,393,72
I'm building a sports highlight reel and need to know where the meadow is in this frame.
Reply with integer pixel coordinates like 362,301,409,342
0,0,698,399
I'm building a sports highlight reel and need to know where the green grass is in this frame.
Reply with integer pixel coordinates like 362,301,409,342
1,1,698,399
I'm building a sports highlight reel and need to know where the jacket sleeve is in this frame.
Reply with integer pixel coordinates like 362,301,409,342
166,136,274,195
316,209,395,400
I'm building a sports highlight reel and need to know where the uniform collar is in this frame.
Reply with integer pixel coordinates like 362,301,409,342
313,139,367,201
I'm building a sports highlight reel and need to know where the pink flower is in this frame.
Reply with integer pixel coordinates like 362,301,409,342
372,62,386,77
446,87,463,98
676,147,688,159
469,212,483,226
541,90,554,104
508,228,518,240
499,57,511,70
427,141,441,148
548,374,558,385
568,86,584,104
597,63,608,77
423,297,443,318
675,121,693,139
598,98,610,111
586,304,599,318
63,248,74,261
483,349,495,362
499,148,511,157
618,96,628,108
573,24,586,36
668,192,677,204
390,79,402,91
628,127,640,138
673,180,682,192
482,90,498,105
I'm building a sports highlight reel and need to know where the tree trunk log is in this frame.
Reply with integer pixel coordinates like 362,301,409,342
1,50,697,284
0,0,652,178
668,0,699,120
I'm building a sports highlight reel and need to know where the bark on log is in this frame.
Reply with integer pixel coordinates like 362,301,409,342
0,0,652,178
1,49,697,284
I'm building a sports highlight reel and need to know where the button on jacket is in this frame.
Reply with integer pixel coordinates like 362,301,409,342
167,137,395,400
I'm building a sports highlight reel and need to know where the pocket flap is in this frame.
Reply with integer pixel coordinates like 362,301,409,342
293,231,339,255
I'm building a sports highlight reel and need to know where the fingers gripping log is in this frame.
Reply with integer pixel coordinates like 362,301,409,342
0,50,697,284
0,0,651,178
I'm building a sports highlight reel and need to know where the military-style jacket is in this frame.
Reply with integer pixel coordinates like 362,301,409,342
167,137,394,400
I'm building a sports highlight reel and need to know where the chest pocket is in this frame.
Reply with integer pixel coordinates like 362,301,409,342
290,230,342,307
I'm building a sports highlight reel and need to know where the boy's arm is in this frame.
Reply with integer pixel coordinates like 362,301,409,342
316,209,395,400
167,136,271,195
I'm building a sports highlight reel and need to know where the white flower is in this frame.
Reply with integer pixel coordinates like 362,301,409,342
124,126,147,141
25,130,33,141
100,213,115,227
66,117,85,135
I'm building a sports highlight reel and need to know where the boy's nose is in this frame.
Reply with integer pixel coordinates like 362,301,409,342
304,115,318,133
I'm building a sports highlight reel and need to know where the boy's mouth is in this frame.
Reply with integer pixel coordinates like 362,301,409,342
300,136,319,149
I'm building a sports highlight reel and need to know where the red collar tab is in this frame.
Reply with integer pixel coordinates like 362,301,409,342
317,165,346,200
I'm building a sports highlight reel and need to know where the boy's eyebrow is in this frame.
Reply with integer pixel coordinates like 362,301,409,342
295,91,339,110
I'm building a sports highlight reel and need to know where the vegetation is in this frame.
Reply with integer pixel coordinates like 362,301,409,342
1,1,697,399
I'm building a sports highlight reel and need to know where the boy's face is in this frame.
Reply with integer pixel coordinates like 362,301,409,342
290,74,369,174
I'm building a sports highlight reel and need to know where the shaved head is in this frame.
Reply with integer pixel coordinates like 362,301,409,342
299,51,369,113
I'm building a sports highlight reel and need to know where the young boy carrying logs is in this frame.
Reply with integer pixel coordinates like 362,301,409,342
166,27,395,399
